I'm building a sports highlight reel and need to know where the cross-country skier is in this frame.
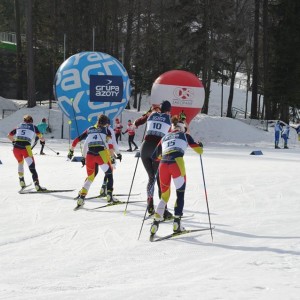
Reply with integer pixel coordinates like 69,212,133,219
150,115,204,235
99,118,122,197
67,114,117,208
134,100,173,219
7,114,46,191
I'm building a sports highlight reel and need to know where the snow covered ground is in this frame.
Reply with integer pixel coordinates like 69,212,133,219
0,82,300,299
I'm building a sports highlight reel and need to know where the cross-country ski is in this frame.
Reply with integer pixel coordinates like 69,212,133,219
19,189,75,194
83,193,141,201
150,227,214,242
74,200,144,211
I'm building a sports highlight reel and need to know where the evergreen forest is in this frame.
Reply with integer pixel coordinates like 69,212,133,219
0,0,299,123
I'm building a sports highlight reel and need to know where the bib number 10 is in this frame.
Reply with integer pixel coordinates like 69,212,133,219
153,123,162,130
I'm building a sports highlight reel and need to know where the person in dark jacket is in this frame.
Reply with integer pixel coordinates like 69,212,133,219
134,100,173,219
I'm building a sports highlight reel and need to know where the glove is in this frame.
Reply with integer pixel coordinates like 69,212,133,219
67,149,74,159
179,111,186,121
12,141,16,146
153,154,162,162
40,141,45,145
122,132,125,135
198,141,204,148
116,153,122,162
81,157,85,167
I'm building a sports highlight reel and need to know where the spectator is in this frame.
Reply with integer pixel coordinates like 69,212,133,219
282,125,290,149
114,118,123,143
122,120,138,152
33,118,48,155
274,120,283,149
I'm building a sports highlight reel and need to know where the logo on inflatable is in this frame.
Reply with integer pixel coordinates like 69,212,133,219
90,75,123,102
150,70,204,125
54,52,130,138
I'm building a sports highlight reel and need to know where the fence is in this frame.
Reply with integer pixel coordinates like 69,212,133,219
1,109,17,119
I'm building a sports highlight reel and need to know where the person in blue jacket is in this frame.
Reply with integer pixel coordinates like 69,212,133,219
281,125,290,149
33,118,48,154
274,120,283,149
296,125,300,141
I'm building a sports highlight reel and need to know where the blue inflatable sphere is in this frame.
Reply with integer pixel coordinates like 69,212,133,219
54,52,130,138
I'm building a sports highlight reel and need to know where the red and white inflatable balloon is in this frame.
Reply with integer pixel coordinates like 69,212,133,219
150,70,205,124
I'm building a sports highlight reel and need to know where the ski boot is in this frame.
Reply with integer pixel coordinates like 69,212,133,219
150,213,163,236
147,197,154,215
75,194,85,207
107,190,118,203
163,208,173,220
99,186,107,197
19,177,26,188
34,181,47,192
173,216,185,233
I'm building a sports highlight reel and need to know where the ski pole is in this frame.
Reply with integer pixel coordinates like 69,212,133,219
137,204,149,240
70,98,83,155
124,123,147,214
137,168,159,240
199,155,213,241
31,141,37,150
124,154,141,215
44,144,60,155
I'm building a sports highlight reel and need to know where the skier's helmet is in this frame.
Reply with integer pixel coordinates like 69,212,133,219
161,100,171,113
97,114,109,126
24,115,33,123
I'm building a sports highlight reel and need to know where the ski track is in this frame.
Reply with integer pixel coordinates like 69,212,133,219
1,97,300,299
0,228,61,247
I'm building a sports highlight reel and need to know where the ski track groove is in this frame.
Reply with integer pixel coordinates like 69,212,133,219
0,228,59,247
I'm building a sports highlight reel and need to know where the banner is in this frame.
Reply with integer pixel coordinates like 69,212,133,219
90,75,123,102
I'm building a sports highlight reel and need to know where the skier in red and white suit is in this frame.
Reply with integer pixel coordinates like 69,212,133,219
7,114,46,191
150,116,203,235
67,114,117,208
